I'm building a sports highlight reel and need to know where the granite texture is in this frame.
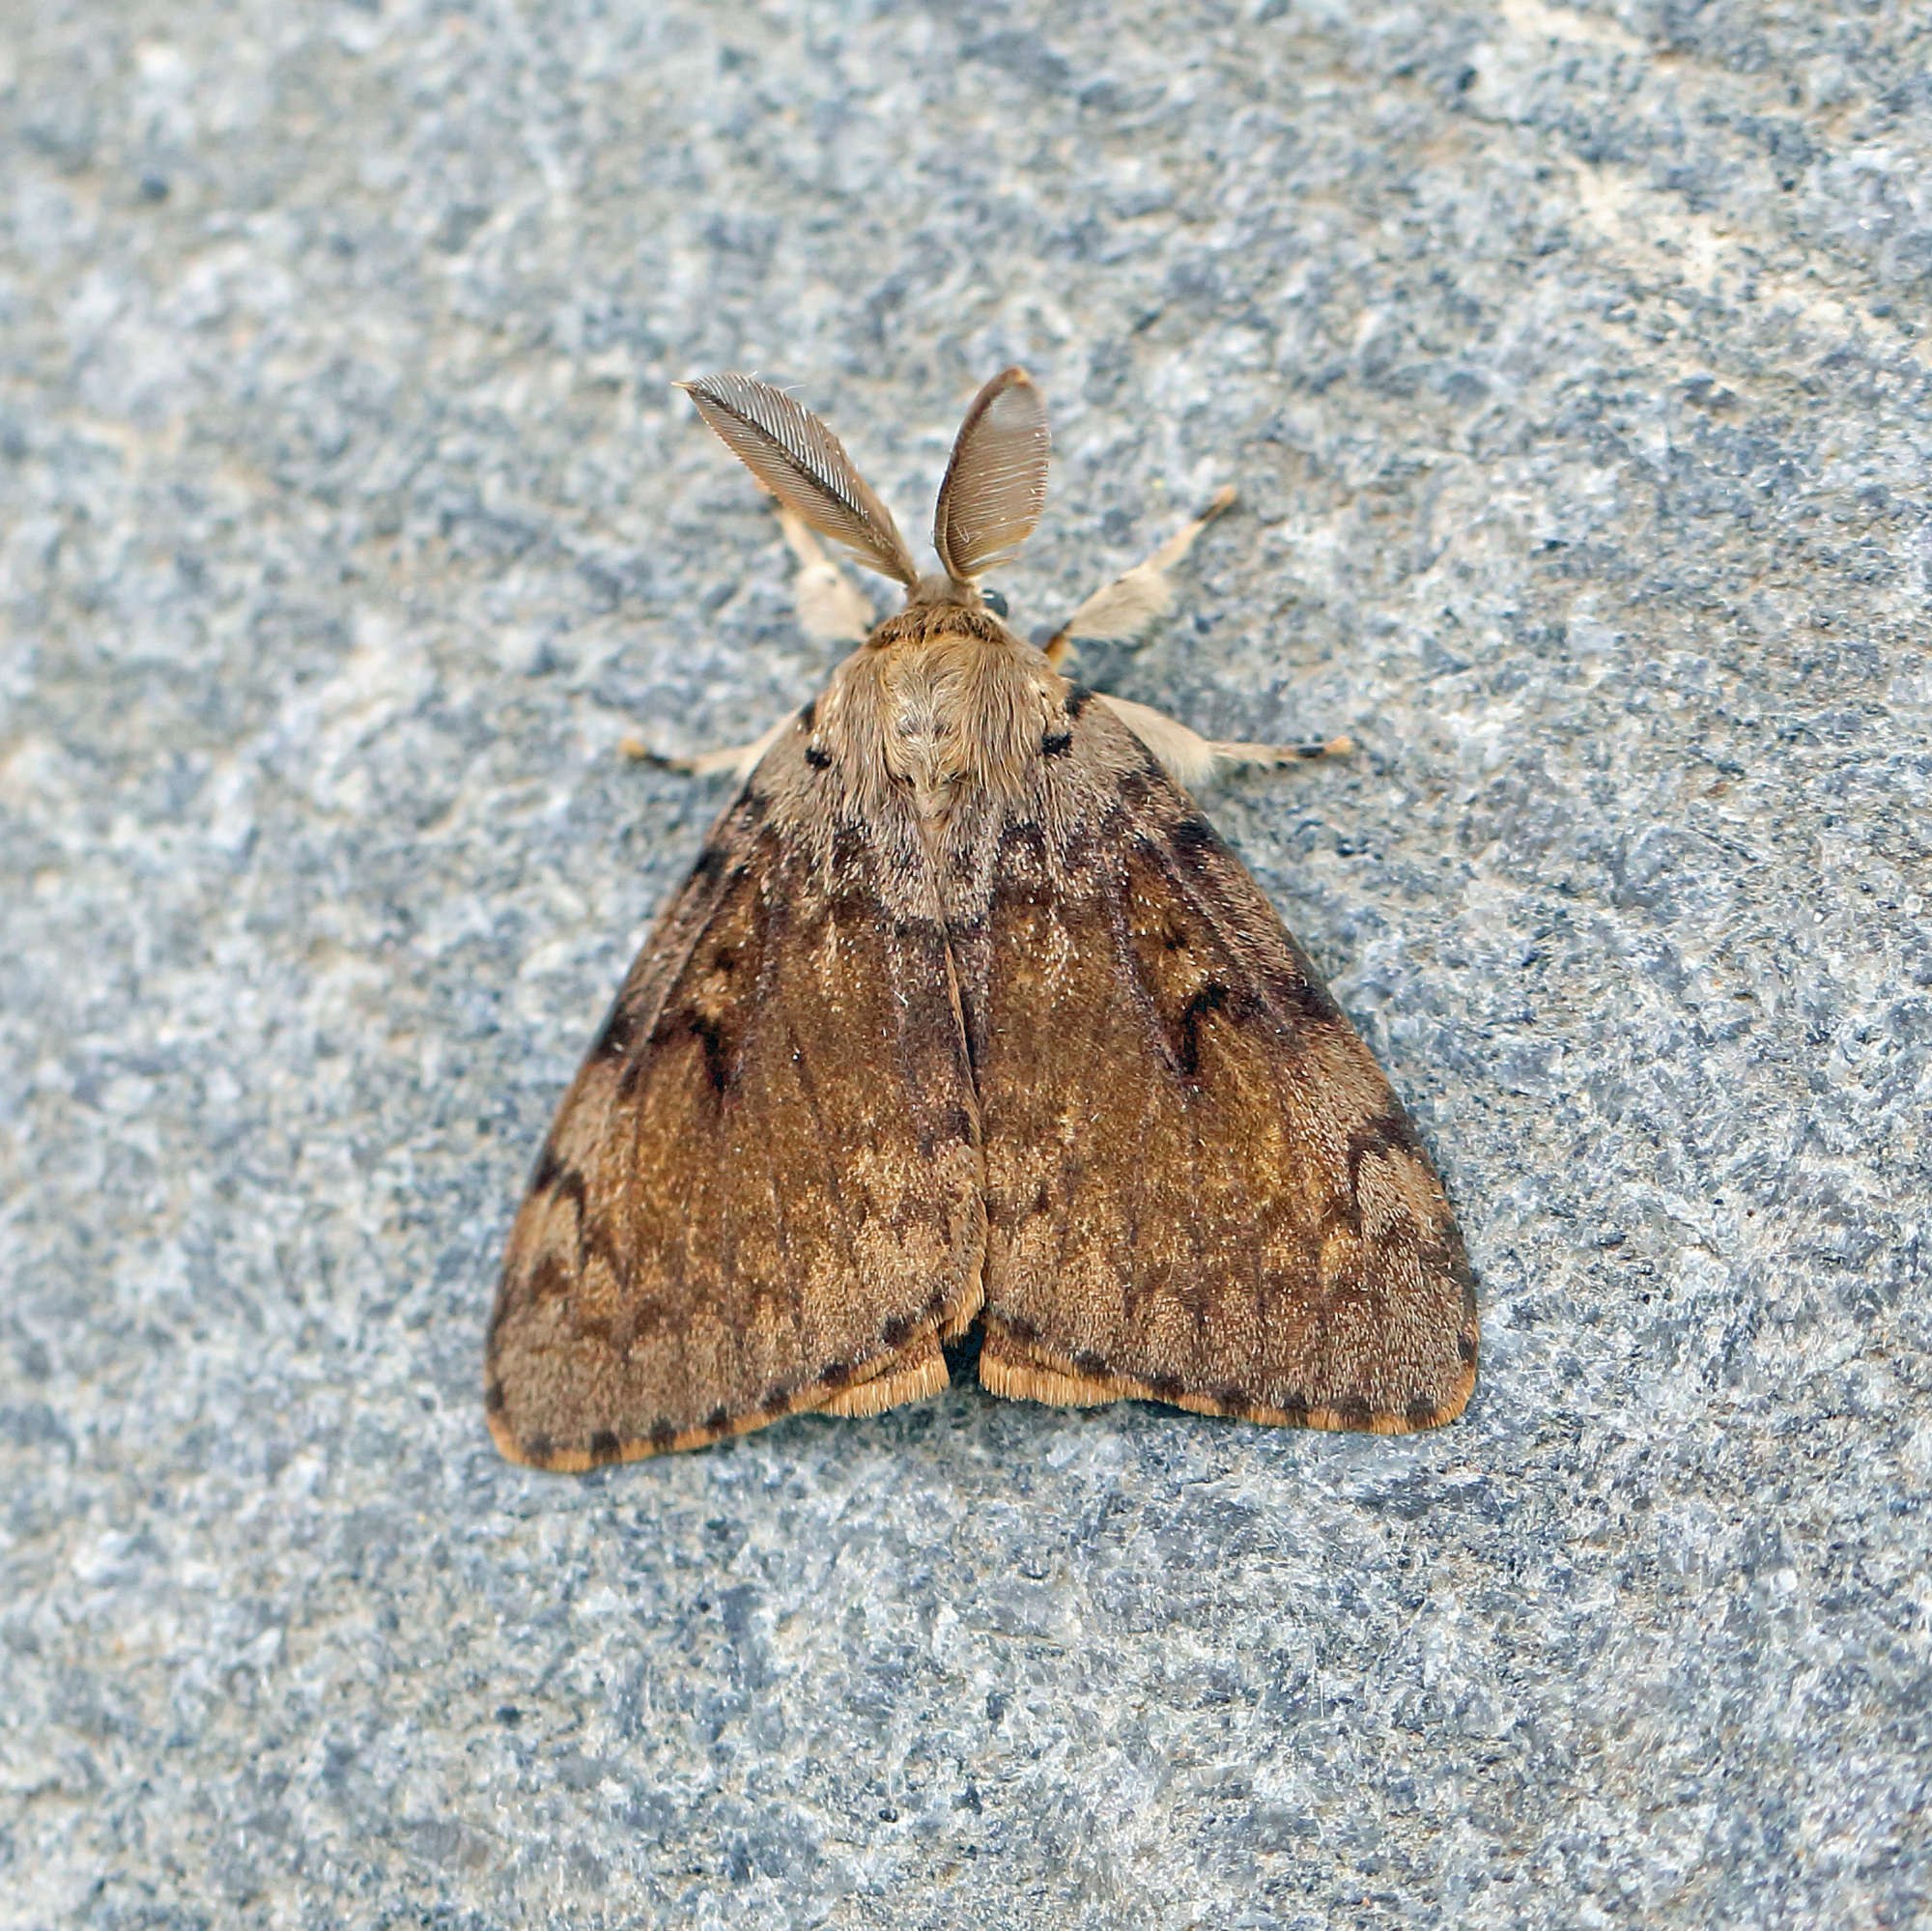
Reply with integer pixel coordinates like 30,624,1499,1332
3,2,1930,1925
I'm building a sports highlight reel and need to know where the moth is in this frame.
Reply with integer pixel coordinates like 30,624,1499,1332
486,368,1477,1470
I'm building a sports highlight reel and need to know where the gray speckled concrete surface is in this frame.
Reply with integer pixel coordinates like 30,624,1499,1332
3,2,1929,1925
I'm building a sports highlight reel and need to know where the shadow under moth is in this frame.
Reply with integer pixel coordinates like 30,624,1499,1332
486,368,1477,1470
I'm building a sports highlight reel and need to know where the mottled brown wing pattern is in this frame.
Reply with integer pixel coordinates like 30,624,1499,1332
486,718,986,1469
947,687,1477,1434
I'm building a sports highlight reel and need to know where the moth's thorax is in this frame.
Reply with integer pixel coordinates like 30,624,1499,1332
825,612,1059,821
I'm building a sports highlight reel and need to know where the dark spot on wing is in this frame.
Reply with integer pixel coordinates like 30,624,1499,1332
1336,1395,1374,1429
524,1432,554,1465
648,1420,677,1452
1260,939,1349,1027
1040,729,1073,757
692,843,728,884
1072,1350,1111,1380
881,1315,915,1349
484,1381,506,1414
1406,1398,1438,1429
1065,685,1095,718
1005,814,1051,861
1347,1114,1417,1187
1175,982,1231,1079
820,1359,853,1389
830,825,867,874
650,1008,733,1093
553,1167,589,1219
995,819,1051,905
1114,767,1160,816
689,1014,730,1093
1168,815,1220,868
588,1430,621,1464
1459,1330,1479,1366
528,1142,565,1193
761,1384,792,1416
579,1218,629,1297
1289,977,1347,1026
703,1405,730,1434
1212,1387,1255,1417
590,1001,636,1064
528,1252,571,1303
805,745,833,770
799,699,816,729
1148,1374,1184,1402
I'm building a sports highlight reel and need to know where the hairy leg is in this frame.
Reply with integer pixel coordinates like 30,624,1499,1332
778,505,874,643
620,714,788,781
1095,694,1352,787
618,507,874,776
1042,485,1236,667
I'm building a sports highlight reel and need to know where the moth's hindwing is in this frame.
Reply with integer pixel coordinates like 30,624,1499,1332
950,688,1477,1434
486,719,986,1468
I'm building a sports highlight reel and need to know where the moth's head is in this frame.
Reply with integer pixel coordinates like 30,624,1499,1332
903,573,1009,620
680,367,1049,626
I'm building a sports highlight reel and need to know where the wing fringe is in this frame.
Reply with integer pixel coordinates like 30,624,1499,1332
979,1323,1477,1434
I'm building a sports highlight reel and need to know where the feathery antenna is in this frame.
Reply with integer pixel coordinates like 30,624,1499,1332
681,374,920,586
932,367,1051,585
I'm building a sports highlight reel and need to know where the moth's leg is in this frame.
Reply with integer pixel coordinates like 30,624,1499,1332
1045,491,1351,780
1042,485,1236,667
621,713,788,781
1094,693,1352,788
777,504,874,643
616,510,869,775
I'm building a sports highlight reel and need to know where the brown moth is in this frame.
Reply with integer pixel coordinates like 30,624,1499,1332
485,368,1478,1470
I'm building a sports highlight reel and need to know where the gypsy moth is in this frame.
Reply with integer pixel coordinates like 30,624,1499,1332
485,369,1477,1469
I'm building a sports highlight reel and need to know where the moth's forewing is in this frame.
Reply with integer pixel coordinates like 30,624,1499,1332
486,712,985,1468
950,688,1477,1433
